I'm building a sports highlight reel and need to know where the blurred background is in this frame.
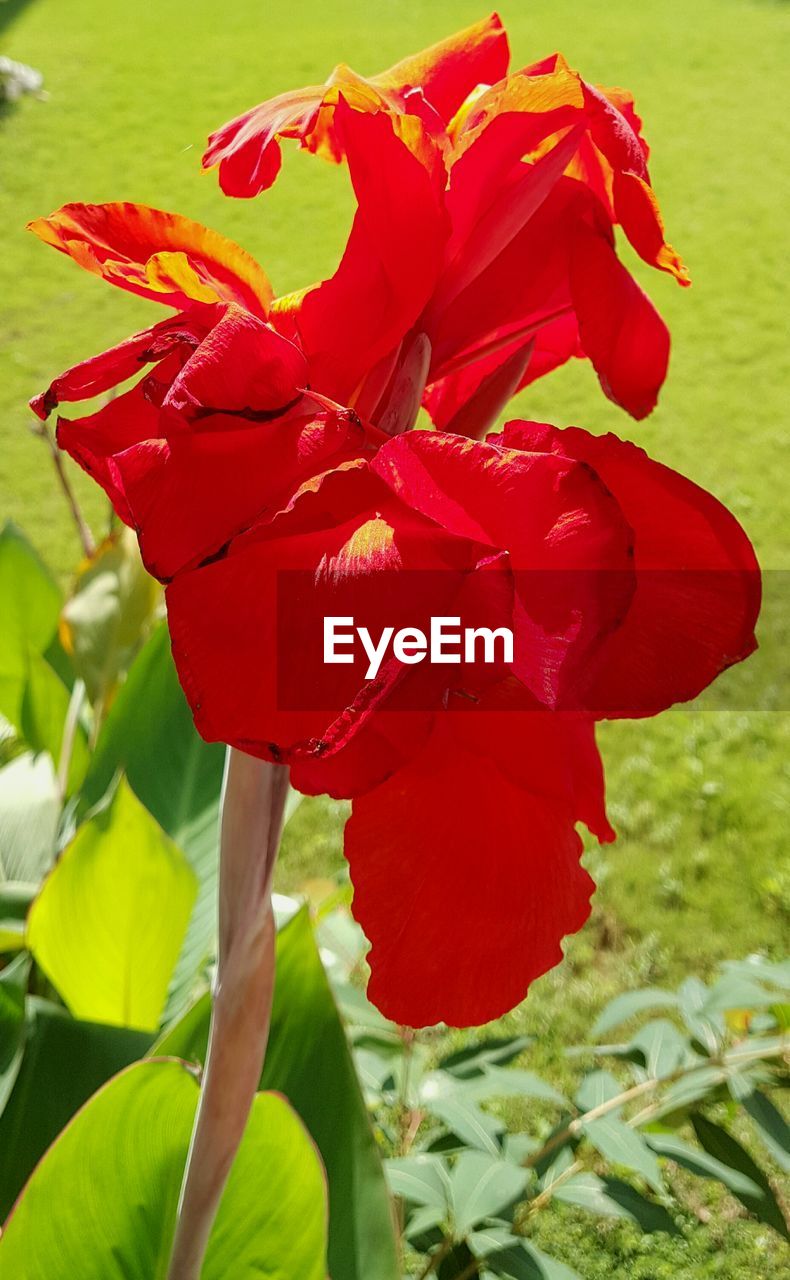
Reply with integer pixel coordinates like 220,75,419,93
1,1,788,1276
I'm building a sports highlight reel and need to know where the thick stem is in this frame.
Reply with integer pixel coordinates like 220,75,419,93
166,749,290,1280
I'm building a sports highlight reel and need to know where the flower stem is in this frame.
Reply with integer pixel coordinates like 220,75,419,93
166,749,290,1280
33,420,95,559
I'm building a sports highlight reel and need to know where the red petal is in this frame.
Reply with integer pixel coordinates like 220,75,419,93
374,13,510,124
166,466,488,760
570,222,670,419
502,421,761,715
274,102,447,406
202,15,509,198
346,710,594,1027
28,203,272,317
613,171,690,285
30,314,199,420
372,430,634,707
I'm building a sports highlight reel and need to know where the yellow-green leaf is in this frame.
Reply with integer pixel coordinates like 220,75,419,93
27,781,196,1031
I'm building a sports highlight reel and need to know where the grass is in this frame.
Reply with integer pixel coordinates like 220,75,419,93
2,0,789,1275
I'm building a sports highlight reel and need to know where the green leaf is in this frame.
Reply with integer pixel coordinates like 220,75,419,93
470,1230,582,1279
0,751,59,882
628,1018,689,1079
0,1060,327,1278
450,1152,528,1234
649,1065,728,1119
0,523,61,730
702,974,780,1015
20,656,89,795
27,780,196,1031
677,976,723,1054
553,1172,678,1233
480,1067,567,1107
426,1095,504,1155
591,988,678,1039
439,1036,532,1078
742,1089,790,1172
691,1113,789,1238
582,1117,664,1194
575,1069,623,1115
156,907,400,1280
387,1154,452,1212
720,958,790,995
82,623,225,1020
0,997,152,1218
0,954,29,1118
58,528,158,705
647,1131,760,1195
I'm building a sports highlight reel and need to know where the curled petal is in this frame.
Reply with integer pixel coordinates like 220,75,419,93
372,430,635,707
502,421,761,716
28,202,272,317
29,313,198,421
570,222,670,420
202,14,509,197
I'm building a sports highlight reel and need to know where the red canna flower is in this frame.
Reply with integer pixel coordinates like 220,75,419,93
205,13,689,422
29,18,760,1029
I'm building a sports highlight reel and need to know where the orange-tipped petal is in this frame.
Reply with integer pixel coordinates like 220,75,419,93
28,202,272,316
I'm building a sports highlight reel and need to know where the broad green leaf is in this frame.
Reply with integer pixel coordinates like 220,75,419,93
387,1154,452,1212
426,1095,505,1156
591,988,678,1039
575,1069,623,1115
0,751,59,882
59,528,158,704
82,623,225,1019
628,1018,689,1079
553,1172,678,1233
582,1117,664,1193
439,1036,532,1079
646,1131,760,1196
0,997,151,1218
0,523,61,728
155,907,399,1280
0,1060,327,1279
0,954,29,1118
742,1090,790,1172
692,1114,789,1238
27,780,196,1031
450,1152,528,1234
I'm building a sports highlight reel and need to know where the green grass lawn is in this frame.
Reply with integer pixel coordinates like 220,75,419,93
2,0,789,1275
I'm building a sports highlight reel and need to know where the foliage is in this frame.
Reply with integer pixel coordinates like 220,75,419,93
317,899,790,1277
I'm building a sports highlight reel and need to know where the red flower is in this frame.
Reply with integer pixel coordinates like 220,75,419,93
29,20,760,1029
290,422,759,1025
29,208,381,579
205,14,689,421
202,14,510,196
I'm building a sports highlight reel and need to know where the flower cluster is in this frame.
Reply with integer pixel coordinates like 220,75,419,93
31,14,759,1027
